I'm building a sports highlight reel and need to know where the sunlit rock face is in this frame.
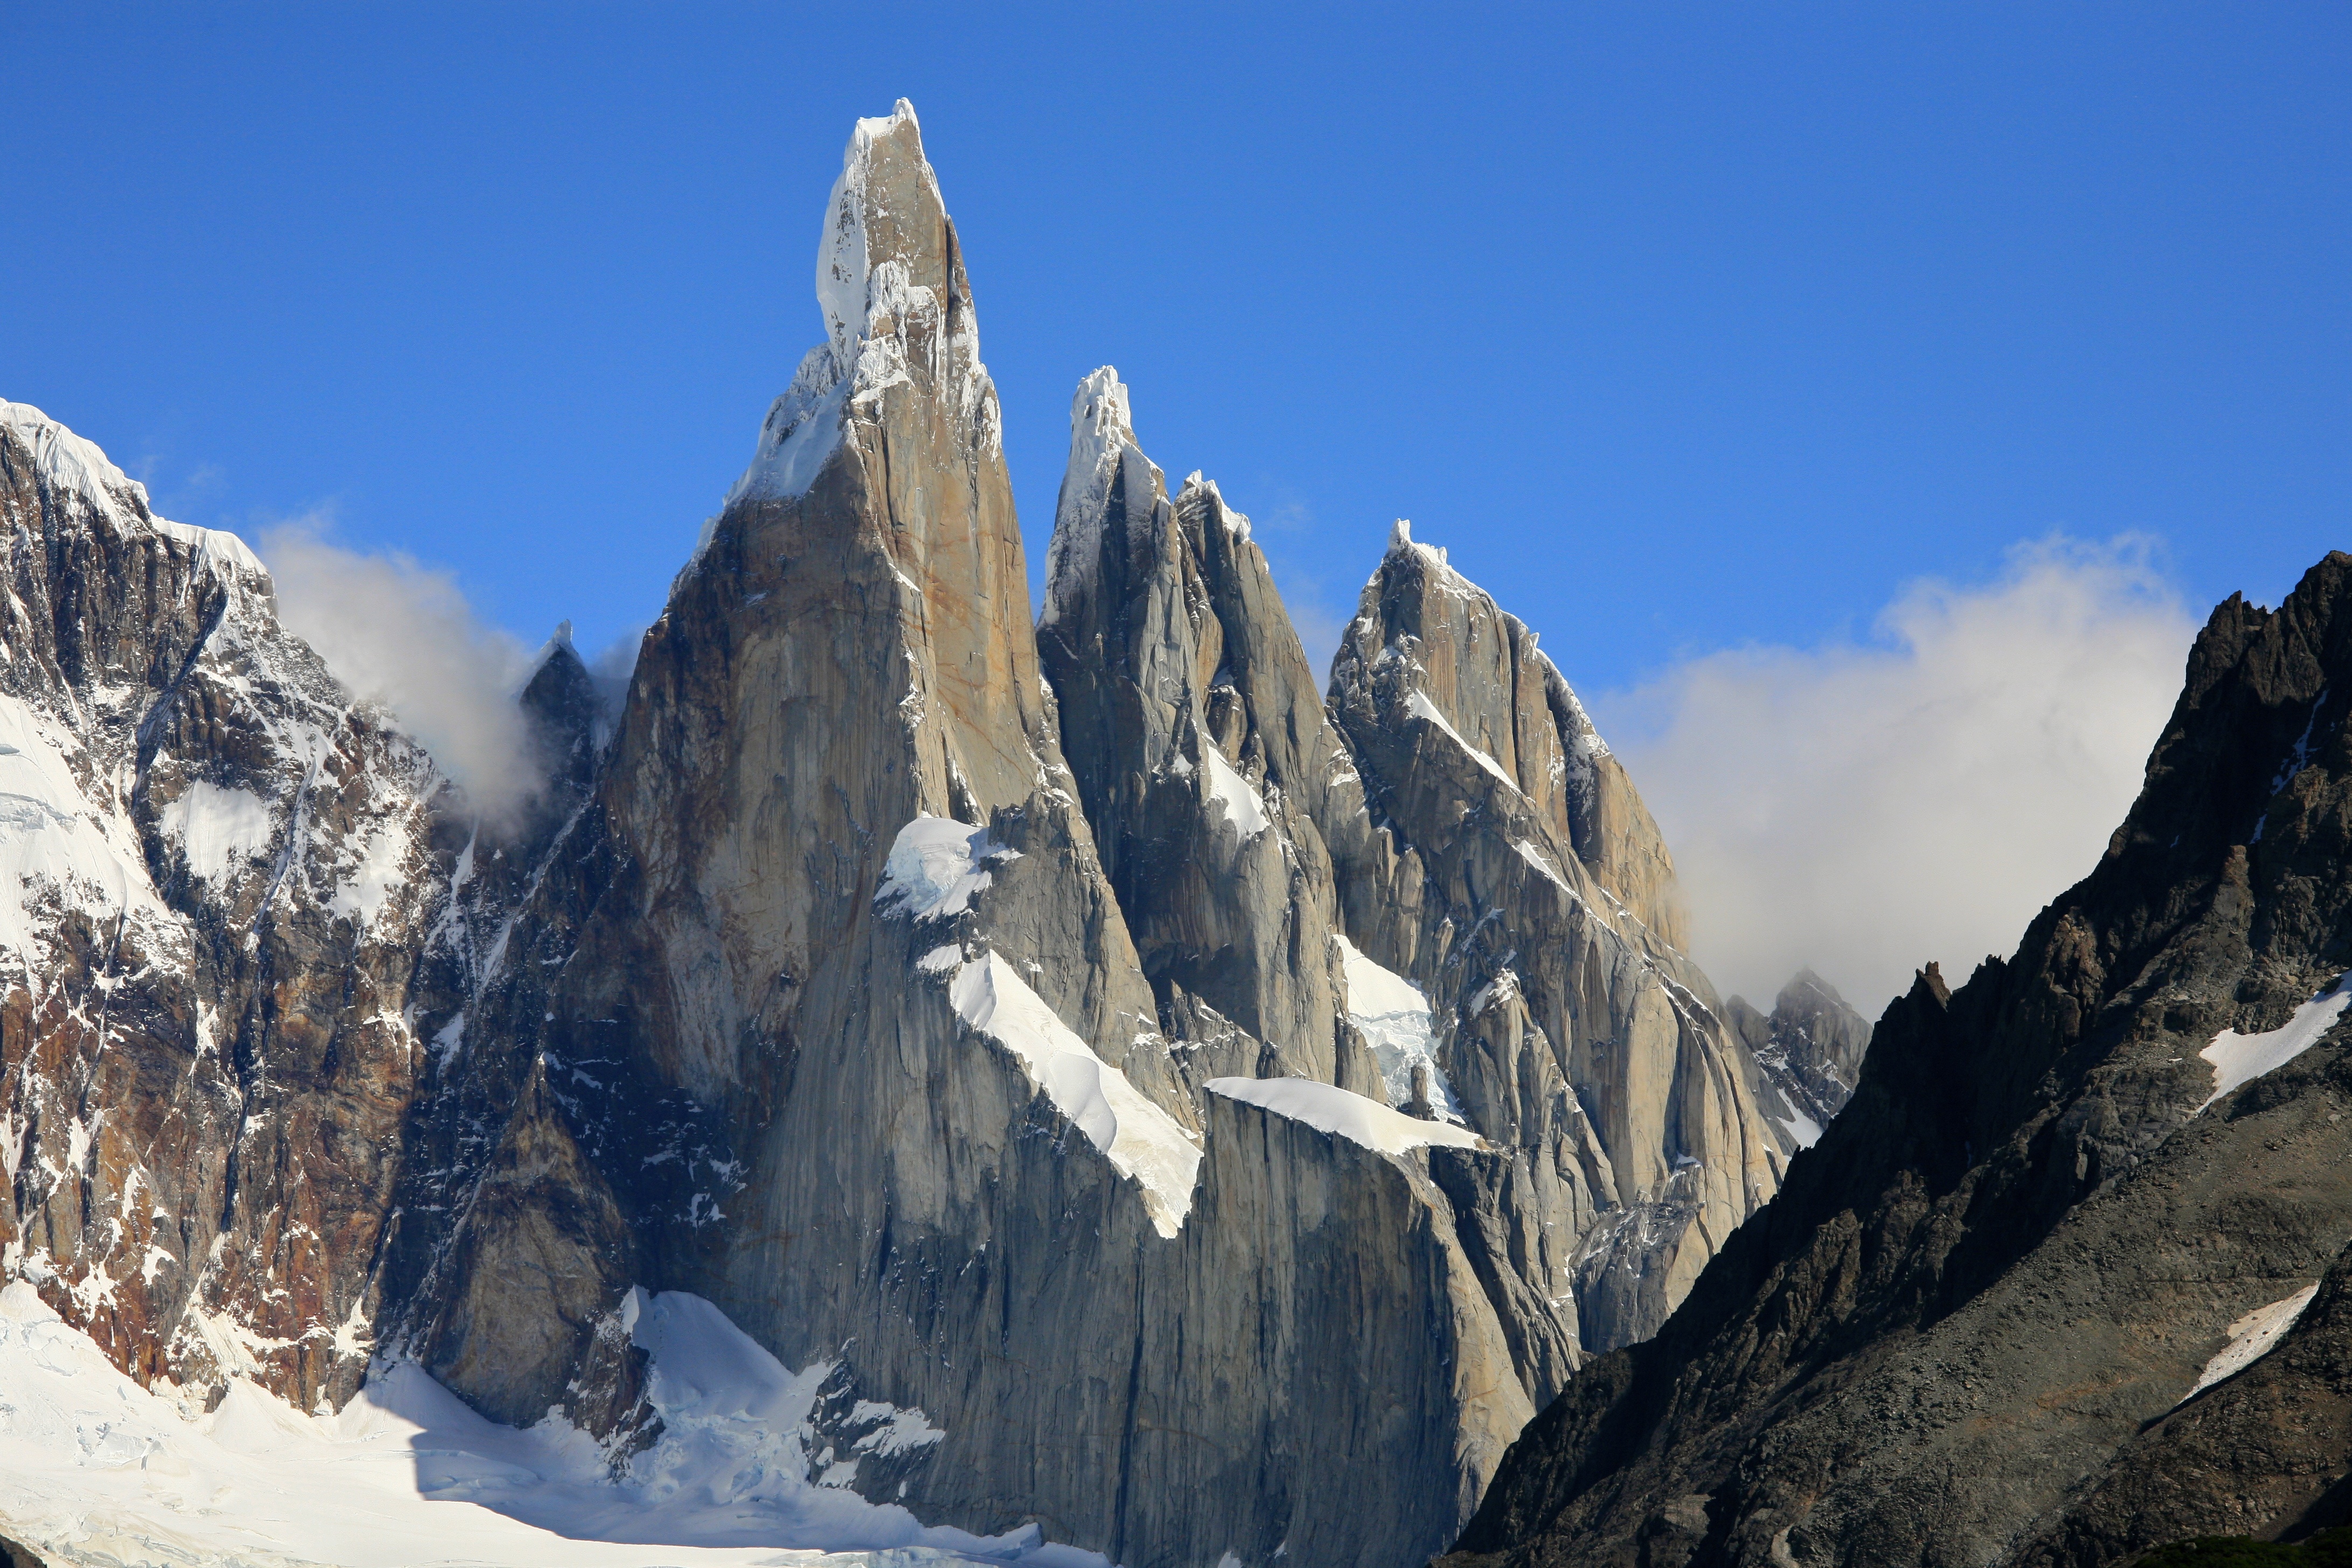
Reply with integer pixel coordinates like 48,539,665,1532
1326,521,1791,1352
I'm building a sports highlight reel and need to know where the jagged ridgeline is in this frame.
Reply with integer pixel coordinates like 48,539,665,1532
1441,559,2352,1567
0,102,1829,1567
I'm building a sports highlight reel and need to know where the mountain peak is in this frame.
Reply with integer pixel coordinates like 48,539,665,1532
1042,366,1163,630
727,100,990,513
817,98,934,373
2,397,266,580
1058,365,1138,533
1387,516,1444,566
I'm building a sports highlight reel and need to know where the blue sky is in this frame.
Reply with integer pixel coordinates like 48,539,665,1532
6,3,2346,697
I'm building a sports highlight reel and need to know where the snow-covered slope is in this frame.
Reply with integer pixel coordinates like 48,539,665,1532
0,1280,1103,1567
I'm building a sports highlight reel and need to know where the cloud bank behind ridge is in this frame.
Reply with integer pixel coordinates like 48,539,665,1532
1598,537,2199,1019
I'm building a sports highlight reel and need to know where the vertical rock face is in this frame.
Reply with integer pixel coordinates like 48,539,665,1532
0,400,460,1412
1328,523,1788,1350
1037,369,1380,1095
1037,371,1794,1364
1441,554,2352,1568
1726,968,1872,1145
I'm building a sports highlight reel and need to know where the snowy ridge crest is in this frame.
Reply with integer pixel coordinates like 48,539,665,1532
1,398,268,582
1173,470,1251,543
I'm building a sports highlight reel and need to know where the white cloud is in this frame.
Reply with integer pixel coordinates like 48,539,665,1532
1597,536,2198,1020
258,517,548,825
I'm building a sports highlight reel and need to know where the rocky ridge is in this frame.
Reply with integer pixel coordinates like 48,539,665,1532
1328,519,1793,1350
0,397,480,1415
1442,554,2352,1568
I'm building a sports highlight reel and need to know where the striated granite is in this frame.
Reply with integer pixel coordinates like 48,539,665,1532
1329,522,1789,1352
1037,367,1383,1096
395,103,1596,1567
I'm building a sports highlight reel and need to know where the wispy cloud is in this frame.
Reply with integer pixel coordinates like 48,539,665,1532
258,514,550,825
1598,536,2197,1018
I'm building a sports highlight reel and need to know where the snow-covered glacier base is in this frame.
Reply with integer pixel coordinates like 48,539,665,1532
0,1283,1103,1568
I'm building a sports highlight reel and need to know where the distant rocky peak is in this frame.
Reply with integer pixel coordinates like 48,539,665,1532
1041,366,1163,633
1726,965,1873,1148
1041,367,1341,799
1359,517,1610,790
1058,366,1140,522
518,622,603,780
1385,515,1445,568
1174,469,1255,545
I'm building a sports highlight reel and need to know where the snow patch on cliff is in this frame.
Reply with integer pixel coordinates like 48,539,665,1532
876,815,1016,921
330,818,414,930
947,951,1201,1236
162,780,275,883
2183,1283,2321,1401
0,692,176,968
1201,746,1270,840
1769,1086,1825,1150
725,345,854,508
1335,935,1464,1120
2199,975,2352,1113
1207,1076,1481,1157
1406,689,1517,792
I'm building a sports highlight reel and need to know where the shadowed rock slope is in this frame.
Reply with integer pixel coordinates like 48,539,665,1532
1442,552,2352,1568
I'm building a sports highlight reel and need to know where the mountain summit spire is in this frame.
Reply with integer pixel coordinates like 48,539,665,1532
729,97,993,510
